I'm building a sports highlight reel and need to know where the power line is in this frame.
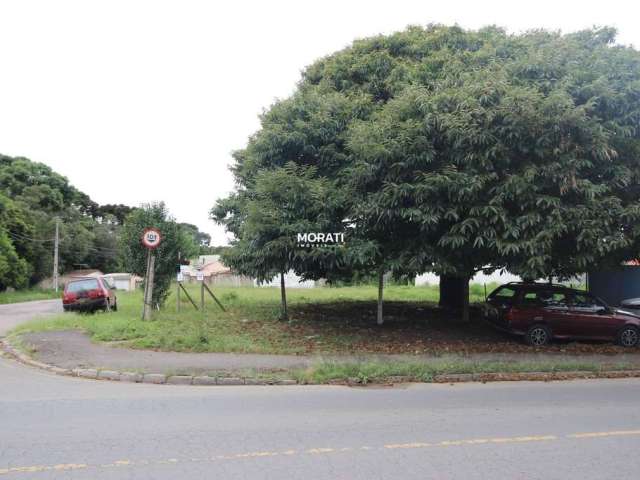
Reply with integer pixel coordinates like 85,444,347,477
6,231,120,254
5,230,55,243
58,238,120,254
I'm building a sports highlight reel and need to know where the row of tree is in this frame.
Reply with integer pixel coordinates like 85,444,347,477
212,25,640,322
0,155,210,293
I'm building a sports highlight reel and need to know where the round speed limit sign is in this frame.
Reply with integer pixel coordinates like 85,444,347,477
141,228,162,249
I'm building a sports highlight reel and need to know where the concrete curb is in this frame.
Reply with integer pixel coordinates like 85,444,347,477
0,337,277,386
3,337,640,386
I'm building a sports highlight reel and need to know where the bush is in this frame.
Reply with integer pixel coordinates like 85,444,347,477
119,203,198,308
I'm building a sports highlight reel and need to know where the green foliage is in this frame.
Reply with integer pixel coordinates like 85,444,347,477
179,222,212,249
214,163,330,278
0,154,128,288
214,25,640,285
346,28,640,278
0,194,32,289
119,203,199,307
94,204,136,225
213,162,337,318
0,228,30,290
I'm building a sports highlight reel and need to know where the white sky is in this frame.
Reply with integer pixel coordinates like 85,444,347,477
1,0,638,245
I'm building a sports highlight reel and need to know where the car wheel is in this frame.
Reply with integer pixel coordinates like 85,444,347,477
617,326,639,348
112,300,118,312
525,324,551,347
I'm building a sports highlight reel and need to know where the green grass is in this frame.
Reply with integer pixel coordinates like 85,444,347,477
10,282,639,382
292,359,636,384
10,283,493,353
9,281,601,358
0,288,59,304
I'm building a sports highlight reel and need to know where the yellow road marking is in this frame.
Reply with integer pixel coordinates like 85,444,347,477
568,430,640,439
1,430,639,476
233,451,280,459
307,448,335,454
0,464,87,475
385,442,432,449
384,435,556,450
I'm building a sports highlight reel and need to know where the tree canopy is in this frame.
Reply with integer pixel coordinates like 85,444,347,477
213,24,640,319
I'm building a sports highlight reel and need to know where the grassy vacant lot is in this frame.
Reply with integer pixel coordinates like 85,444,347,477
12,282,630,357
0,288,58,305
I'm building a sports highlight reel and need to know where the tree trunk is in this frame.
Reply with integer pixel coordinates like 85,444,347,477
439,275,466,309
439,274,471,322
377,267,384,325
279,271,288,321
461,278,470,323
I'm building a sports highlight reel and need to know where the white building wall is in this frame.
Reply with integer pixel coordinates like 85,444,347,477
415,270,522,286
257,270,316,288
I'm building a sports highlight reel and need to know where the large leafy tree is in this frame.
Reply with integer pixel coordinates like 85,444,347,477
215,25,640,322
213,163,332,320
346,27,640,317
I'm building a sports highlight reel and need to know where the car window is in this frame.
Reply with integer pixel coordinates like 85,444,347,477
521,291,541,306
102,277,115,289
569,292,606,311
491,287,516,299
538,290,568,308
67,279,99,293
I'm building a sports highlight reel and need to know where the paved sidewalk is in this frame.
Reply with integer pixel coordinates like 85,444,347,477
19,330,640,376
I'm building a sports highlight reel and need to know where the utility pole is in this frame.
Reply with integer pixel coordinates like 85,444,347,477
53,218,60,292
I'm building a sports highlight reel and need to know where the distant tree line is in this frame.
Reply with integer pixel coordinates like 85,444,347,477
0,154,210,293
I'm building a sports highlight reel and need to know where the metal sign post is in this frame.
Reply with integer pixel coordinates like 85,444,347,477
176,272,183,312
194,271,226,313
197,271,205,310
141,228,162,320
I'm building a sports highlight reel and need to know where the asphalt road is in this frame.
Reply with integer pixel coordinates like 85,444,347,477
0,299,61,336
2,301,640,479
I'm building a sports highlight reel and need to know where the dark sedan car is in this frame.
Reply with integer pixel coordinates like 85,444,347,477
62,277,117,312
483,282,640,347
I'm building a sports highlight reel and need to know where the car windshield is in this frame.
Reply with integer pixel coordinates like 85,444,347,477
66,279,99,293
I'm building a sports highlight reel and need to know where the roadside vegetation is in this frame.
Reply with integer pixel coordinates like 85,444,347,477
291,359,638,385
0,288,58,305
12,283,626,357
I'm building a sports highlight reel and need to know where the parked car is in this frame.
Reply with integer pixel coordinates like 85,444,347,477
620,297,640,312
483,282,640,347
62,277,117,312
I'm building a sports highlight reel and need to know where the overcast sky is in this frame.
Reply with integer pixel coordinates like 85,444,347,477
1,0,638,244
